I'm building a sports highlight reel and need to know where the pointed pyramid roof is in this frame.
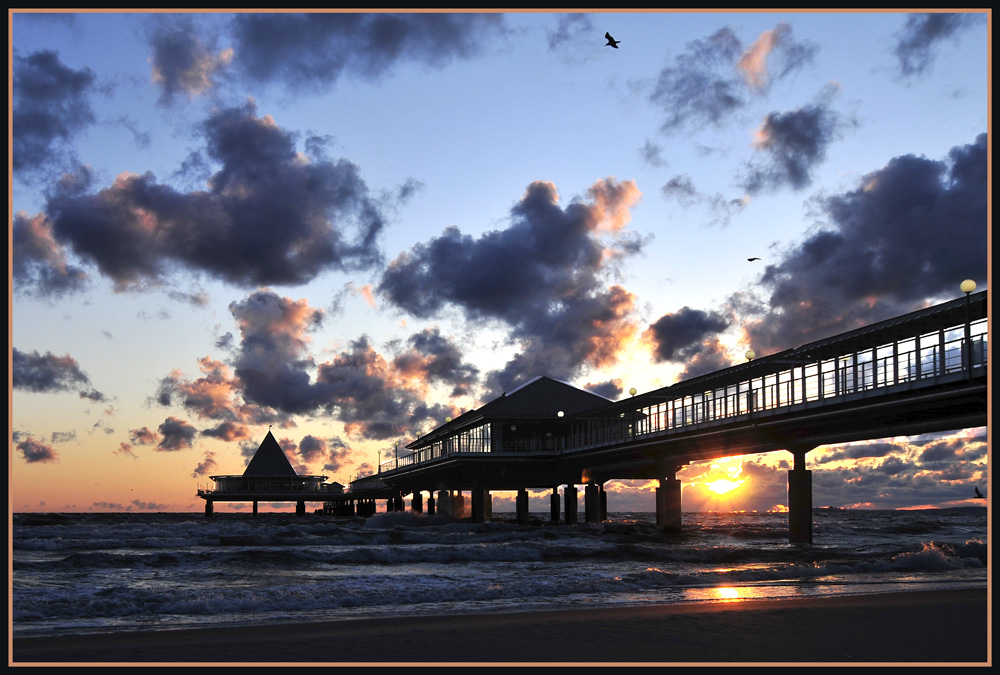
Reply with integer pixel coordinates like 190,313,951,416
243,430,297,477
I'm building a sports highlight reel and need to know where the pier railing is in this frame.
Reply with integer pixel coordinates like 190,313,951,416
374,315,987,477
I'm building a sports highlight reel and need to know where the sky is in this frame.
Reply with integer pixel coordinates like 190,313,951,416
10,10,990,514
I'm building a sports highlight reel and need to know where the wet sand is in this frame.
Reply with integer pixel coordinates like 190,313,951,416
11,588,989,665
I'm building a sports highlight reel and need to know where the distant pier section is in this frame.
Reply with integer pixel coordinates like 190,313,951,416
197,430,336,516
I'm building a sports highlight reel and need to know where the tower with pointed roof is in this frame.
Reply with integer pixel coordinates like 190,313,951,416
197,429,330,517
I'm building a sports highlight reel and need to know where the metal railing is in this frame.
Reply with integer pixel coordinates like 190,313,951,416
372,317,987,477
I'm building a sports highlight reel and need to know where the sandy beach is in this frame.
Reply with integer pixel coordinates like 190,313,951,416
10,588,989,665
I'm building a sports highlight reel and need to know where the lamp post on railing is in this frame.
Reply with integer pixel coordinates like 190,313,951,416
961,279,977,380
745,350,755,417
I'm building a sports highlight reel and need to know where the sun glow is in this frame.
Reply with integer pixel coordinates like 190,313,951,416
706,478,744,494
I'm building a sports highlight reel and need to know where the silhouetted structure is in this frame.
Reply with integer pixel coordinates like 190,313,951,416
197,429,330,516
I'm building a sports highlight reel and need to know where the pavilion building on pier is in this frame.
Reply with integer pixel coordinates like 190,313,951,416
197,429,330,516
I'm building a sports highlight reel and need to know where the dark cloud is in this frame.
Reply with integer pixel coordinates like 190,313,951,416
740,133,987,354
12,348,98,397
230,13,508,93
741,89,853,194
12,50,97,176
315,336,455,440
379,178,644,395
157,416,197,451
584,378,624,401
12,211,90,297
650,23,817,133
892,13,984,78
393,328,480,397
34,101,388,293
645,307,730,363
224,290,463,440
192,451,218,477
147,16,232,104
200,421,251,441
16,436,60,463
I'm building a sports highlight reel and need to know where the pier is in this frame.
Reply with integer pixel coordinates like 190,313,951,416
338,289,988,542
198,289,987,543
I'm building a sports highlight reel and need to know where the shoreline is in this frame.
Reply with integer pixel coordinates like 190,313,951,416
10,587,990,665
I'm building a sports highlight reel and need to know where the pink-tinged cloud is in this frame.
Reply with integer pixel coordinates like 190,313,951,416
192,451,218,477
738,23,788,89
156,416,197,451
12,211,89,295
17,436,59,463
114,442,139,459
129,427,159,445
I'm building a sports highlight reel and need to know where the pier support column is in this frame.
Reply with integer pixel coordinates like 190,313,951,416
484,491,492,520
205,501,213,517
585,483,601,523
564,486,578,524
471,485,487,523
600,484,608,521
296,501,305,516
411,491,423,513
252,501,258,516
393,492,404,513
438,490,452,517
453,491,466,518
656,473,682,532
427,493,436,515
550,487,560,523
788,448,814,544
516,488,530,523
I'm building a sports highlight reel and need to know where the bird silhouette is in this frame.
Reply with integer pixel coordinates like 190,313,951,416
974,486,984,499
748,257,761,262
605,32,621,48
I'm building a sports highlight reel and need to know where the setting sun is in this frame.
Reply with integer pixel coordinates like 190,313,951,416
706,479,744,494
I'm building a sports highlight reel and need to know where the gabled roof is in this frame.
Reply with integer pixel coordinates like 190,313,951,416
243,430,297,477
409,376,610,448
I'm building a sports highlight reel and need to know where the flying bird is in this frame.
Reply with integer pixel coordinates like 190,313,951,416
605,32,621,48
974,486,984,499
748,257,761,262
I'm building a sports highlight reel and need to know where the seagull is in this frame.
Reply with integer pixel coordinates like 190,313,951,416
974,486,984,499
748,257,761,262
605,32,621,48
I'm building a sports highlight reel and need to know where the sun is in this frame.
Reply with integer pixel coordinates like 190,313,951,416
706,478,744,494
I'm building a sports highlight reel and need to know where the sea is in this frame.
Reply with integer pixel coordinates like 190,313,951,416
11,508,988,640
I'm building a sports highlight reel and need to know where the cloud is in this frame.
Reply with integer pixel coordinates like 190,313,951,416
222,289,466,440
192,451,218,477
33,100,388,293
157,416,197,451
650,23,816,133
546,13,593,52
12,348,102,399
12,50,97,176
741,86,854,194
738,133,987,354
379,178,644,395
200,421,251,441
300,434,352,473
229,13,508,93
644,307,732,380
16,436,60,463
646,307,730,362
660,174,747,226
892,13,985,78
148,16,233,104
12,211,90,297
